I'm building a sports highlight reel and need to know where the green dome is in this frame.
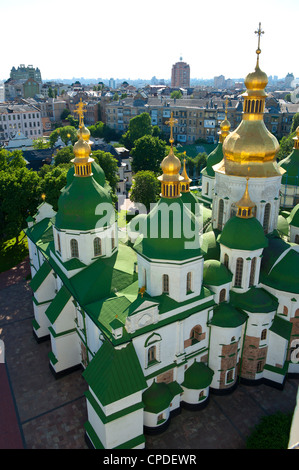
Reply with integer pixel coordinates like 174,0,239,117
203,259,232,286
210,302,248,328
230,287,278,313
287,204,299,228
142,381,173,414
279,148,299,186
217,216,268,251
260,248,299,294
180,191,200,216
55,175,112,231
138,197,203,261
66,161,106,187
202,143,223,177
182,361,214,389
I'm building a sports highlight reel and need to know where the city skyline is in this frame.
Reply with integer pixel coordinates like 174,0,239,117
0,0,298,82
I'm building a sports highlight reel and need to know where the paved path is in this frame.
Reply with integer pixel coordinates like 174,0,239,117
0,257,298,449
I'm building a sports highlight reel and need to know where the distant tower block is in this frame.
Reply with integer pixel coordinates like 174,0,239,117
171,58,190,88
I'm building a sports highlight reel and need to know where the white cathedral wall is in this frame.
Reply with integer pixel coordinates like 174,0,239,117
33,301,51,338
53,221,118,266
137,254,204,303
213,173,281,232
201,174,214,201
208,323,243,389
290,225,299,243
219,245,262,292
50,330,81,373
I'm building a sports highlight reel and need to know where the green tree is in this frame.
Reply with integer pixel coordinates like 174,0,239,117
54,146,74,166
0,149,27,170
129,170,160,211
0,168,40,242
49,126,77,147
48,87,53,98
121,112,153,149
33,138,50,150
291,112,299,133
92,150,119,193
131,135,166,173
39,165,70,211
277,131,296,161
60,108,71,120
170,90,183,99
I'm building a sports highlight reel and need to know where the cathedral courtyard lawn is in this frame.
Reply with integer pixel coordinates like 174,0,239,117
0,232,28,273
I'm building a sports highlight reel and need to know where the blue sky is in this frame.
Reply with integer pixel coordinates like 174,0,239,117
0,0,297,81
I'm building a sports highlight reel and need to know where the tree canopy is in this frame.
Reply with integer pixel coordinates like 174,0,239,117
121,112,153,149
49,126,77,147
131,135,166,174
129,170,160,211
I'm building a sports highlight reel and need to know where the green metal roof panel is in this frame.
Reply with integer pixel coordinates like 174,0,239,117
142,380,173,414
261,248,299,294
230,287,278,313
209,302,248,328
218,216,268,251
287,204,299,228
203,259,233,286
45,286,72,324
83,341,147,405
182,361,214,389
30,261,52,292
269,315,292,341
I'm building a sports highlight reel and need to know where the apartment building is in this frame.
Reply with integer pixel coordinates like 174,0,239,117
171,58,190,88
0,104,43,142
104,95,299,144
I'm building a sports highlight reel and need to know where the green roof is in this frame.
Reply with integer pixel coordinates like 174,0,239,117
182,361,214,389
261,233,291,274
203,259,232,286
218,216,268,251
230,287,278,313
209,302,248,328
55,175,112,231
25,217,53,245
202,229,221,261
269,315,292,341
279,148,299,186
83,341,147,405
142,380,173,414
30,261,52,292
202,143,223,177
45,285,71,324
260,248,299,294
135,197,204,261
276,215,289,236
180,191,200,216
287,204,299,228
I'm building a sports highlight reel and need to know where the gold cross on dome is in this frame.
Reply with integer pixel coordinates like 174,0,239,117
74,98,86,127
166,112,178,144
255,22,264,55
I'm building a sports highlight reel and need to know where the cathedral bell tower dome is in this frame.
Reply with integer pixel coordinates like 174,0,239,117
222,24,283,178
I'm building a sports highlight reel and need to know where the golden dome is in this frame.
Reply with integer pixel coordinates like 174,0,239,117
160,147,182,178
73,138,91,160
244,64,268,92
220,24,283,178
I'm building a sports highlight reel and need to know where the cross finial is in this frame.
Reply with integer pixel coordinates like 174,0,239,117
254,22,264,59
225,98,229,117
74,98,86,128
166,111,178,145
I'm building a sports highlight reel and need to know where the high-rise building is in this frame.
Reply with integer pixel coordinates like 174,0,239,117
171,57,190,88
10,64,42,83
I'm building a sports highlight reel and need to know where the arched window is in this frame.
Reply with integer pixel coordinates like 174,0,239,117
217,199,224,230
206,182,209,195
283,306,288,316
190,325,202,344
186,272,192,293
224,253,229,268
261,329,267,341
111,231,115,250
93,237,102,257
162,274,169,294
263,203,271,234
249,257,257,287
57,233,61,253
219,288,226,303
234,257,243,287
257,361,263,373
295,234,299,244
70,239,79,258
230,203,237,218
147,346,156,365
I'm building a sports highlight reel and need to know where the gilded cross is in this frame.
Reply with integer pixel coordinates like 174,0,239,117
166,112,178,144
255,22,264,55
74,98,86,127
225,98,228,117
